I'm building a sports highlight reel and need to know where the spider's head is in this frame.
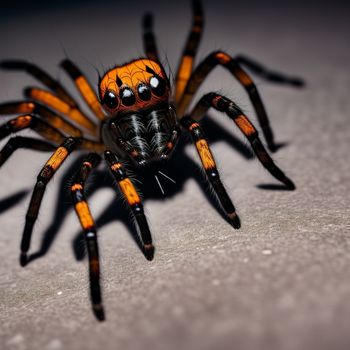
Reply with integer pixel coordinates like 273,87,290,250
100,59,179,167
99,58,170,116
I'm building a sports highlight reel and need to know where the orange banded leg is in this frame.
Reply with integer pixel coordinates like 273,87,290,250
25,88,97,135
0,114,66,145
235,55,305,87
191,93,295,189
142,13,159,61
104,151,154,260
0,101,82,137
60,59,105,121
71,153,104,321
20,137,78,266
1,59,99,133
174,0,204,103
0,112,104,154
178,50,277,152
0,59,76,105
0,112,103,153
180,116,241,228
0,137,55,167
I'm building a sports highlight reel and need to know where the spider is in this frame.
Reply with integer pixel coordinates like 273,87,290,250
0,1,302,321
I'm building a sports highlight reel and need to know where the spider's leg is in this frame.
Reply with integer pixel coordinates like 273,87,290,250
71,153,105,321
175,0,203,103
1,59,100,133
180,116,240,228
0,101,83,137
235,55,305,87
20,137,78,266
24,88,97,135
158,127,181,161
60,59,105,121
104,150,155,260
190,92,295,189
142,13,159,61
0,111,104,154
0,112,103,165
0,60,76,105
0,114,66,145
178,51,278,152
0,137,55,167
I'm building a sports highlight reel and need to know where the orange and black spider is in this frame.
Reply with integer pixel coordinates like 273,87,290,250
0,1,303,321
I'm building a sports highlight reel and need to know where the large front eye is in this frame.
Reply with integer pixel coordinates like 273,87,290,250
120,88,136,106
137,83,151,101
150,76,166,96
103,90,119,109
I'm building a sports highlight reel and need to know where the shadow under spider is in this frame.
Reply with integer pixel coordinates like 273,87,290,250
0,190,28,214
22,115,284,264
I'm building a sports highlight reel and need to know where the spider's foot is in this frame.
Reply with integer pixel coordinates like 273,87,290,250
92,303,105,321
227,212,241,229
283,177,296,190
19,252,28,267
143,243,155,261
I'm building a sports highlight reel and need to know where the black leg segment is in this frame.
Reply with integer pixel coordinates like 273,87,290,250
71,153,104,321
180,116,241,228
20,137,78,266
104,150,155,260
191,93,295,190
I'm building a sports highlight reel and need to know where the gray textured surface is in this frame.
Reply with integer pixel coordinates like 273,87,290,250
0,1,350,350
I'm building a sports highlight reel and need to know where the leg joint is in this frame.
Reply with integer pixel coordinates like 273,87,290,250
38,165,54,182
206,168,220,180
132,203,145,215
212,51,231,65
62,136,79,151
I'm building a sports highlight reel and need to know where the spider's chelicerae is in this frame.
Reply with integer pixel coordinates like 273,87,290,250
0,1,303,320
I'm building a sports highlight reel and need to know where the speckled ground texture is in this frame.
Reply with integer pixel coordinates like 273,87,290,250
0,1,349,349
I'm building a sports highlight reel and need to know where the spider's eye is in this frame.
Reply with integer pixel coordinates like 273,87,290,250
137,83,151,101
103,90,119,109
120,88,136,106
150,76,166,97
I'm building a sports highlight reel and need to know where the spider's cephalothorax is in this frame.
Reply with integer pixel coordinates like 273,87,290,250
0,0,303,321
100,59,179,166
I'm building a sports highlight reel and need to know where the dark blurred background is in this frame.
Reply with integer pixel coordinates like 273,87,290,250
1,0,349,96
